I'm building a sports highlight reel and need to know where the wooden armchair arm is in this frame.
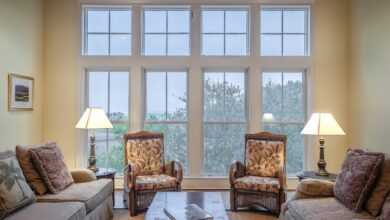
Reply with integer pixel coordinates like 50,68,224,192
278,162,287,191
123,162,139,192
164,160,183,184
229,161,245,186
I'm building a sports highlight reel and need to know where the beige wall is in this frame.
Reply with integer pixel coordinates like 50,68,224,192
0,0,44,150
348,0,390,154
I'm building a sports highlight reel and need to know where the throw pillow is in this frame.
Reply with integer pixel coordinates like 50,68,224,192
15,144,48,195
297,179,334,197
0,151,35,219
30,142,74,193
334,149,384,211
365,155,390,216
379,194,390,220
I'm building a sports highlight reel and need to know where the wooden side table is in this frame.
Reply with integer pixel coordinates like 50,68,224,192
297,171,337,182
95,168,116,207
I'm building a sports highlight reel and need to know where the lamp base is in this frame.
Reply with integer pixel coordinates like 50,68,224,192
88,135,98,173
316,138,329,177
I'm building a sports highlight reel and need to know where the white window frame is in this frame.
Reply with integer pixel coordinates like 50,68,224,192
260,5,310,56
201,6,250,56
141,6,192,56
82,5,132,56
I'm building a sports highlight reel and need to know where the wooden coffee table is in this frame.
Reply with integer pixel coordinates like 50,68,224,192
145,192,229,220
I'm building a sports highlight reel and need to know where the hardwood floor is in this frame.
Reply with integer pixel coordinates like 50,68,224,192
113,191,279,220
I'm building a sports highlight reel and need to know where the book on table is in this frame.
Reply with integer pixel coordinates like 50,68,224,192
163,204,213,220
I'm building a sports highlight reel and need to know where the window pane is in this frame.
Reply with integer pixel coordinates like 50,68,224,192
146,72,166,120
87,10,109,33
110,34,131,55
262,73,282,121
87,34,109,55
225,10,247,33
109,72,129,120
89,72,108,112
283,73,305,122
261,34,282,56
144,10,166,33
261,10,282,33
144,34,166,55
167,34,189,56
283,124,305,175
202,10,224,33
204,72,225,121
225,34,247,56
110,10,131,33
224,73,246,121
283,34,306,56
283,10,306,33
144,123,188,175
203,123,245,176
167,72,187,121
263,123,282,134
202,34,224,55
168,10,190,33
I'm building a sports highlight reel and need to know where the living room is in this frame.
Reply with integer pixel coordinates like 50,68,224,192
0,0,389,219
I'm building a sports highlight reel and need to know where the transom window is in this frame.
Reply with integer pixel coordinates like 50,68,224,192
83,7,132,56
142,7,191,56
261,7,309,56
262,71,306,175
203,71,247,176
144,70,188,173
201,7,249,56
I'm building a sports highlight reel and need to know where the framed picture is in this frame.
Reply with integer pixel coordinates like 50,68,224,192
8,74,34,111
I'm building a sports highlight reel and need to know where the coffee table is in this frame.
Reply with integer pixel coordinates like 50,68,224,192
145,192,229,220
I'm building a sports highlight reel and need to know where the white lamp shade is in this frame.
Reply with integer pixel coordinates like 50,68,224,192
75,108,113,129
263,113,275,123
301,113,345,136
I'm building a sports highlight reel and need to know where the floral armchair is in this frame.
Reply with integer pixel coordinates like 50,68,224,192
123,131,183,216
229,132,287,215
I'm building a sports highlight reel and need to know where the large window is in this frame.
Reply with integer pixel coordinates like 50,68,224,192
261,7,309,56
144,71,188,173
262,71,306,175
203,71,247,176
83,7,132,56
201,7,249,56
87,71,130,173
142,7,191,56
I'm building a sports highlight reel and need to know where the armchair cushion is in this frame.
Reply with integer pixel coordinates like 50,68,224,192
126,138,163,175
134,175,177,191
234,176,280,193
245,140,283,177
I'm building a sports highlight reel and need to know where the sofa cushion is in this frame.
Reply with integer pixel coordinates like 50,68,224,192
4,202,85,220
30,142,74,193
245,140,283,177
126,138,163,175
135,174,177,191
286,197,374,220
379,194,390,220
36,179,112,213
0,151,36,219
234,176,280,193
334,149,384,211
365,155,390,216
15,144,48,195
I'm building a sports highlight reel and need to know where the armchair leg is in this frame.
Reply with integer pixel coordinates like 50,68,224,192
128,191,136,217
230,189,237,211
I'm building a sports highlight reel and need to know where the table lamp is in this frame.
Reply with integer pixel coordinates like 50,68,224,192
301,113,345,176
76,107,113,172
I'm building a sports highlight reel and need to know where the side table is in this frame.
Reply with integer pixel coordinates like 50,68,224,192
95,168,116,207
297,171,337,182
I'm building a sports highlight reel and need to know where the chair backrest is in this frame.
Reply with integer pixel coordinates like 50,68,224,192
123,131,164,175
244,132,287,178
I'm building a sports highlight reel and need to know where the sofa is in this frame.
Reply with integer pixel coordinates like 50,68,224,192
280,150,390,220
0,147,113,220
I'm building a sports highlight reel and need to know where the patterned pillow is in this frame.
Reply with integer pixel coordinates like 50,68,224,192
334,149,384,211
126,138,163,175
15,144,48,195
245,140,283,177
0,151,35,219
30,142,74,193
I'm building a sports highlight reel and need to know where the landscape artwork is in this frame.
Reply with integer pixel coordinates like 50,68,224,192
8,74,34,111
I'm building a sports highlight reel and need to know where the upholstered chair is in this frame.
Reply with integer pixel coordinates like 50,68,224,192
123,131,183,216
229,132,287,215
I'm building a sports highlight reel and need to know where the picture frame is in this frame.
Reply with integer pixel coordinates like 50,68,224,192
8,74,34,111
